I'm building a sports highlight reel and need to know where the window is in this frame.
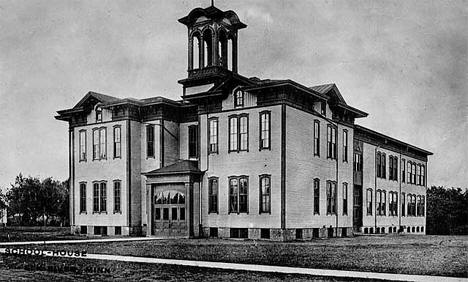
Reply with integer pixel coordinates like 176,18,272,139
93,182,107,213
343,182,348,215
93,128,106,160
229,176,248,213
79,130,87,161
146,125,155,158
313,179,320,214
389,191,398,216
412,163,417,184
389,156,393,180
377,152,382,178
408,194,417,216
96,107,102,122
314,120,320,156
416,164,420,185
229,117,238,151
259,111,271,150
79,183,86,213
407,161,411,184
327,125,337,159
366,189,373,215
377,190,386,216
113,126,121,159
326,181,337,215
343,130,348,162
208,118,218,154
259,175,271,213
208,177,218,213
354,153,363,172
393,157,398,181
402,192,406,216
229,115,249,152
321,101,326,115
234,89,244,107
402,159,406,183
188,125,198,158
382,153,386,178
421,196,425,216
421,165,426,186
114,181,121,213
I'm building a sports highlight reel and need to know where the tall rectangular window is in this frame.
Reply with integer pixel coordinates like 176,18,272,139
407,161,411,184
327,125,336,159
382,190,386,216
412,163,417,184
354,153,362,171
326,181,336,215
382,153,386,179
79,130,87,161
393,157,398,181
113,126,121,158
229,115,249,152
259,111,271,150
402,159,406,183
313,179,320,214
343,182,348,215
80,183,86,213
376,190,382,215
114,181,121,213
208,178,218,213
342,130,348,162
366,189,373,215
402,192,406,216
188,125,198,158
321,101,326,115
259,175,271,213
99,128,107,159
229,176,249,213
208,118,218,154
377,152,382,178
93,183,99,212
229,117,238,152
421,165,425,186
93,129,99,160
146,125,154,158
389,156,394,180
100,182,107,212
314,120,320,156
239,115,248,151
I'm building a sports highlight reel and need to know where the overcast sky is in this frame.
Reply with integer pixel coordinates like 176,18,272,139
0,0,466,191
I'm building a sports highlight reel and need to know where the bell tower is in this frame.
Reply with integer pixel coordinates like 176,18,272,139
178,4,247,87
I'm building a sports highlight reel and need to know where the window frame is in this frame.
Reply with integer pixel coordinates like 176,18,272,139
92,181,107,213
313,178,320,215
208,118,219,154
92,127,107,161
79,130,87,162
79,182,87,213
228,175,249,214
342,182,348,216
234,89,244,108
146,124,155,158
326,181,337,215
259,174,271,214
259,111,271,151
113,125,121,159
313,120,320,157
401,192,406,217
113,180,121,213
342,130,348,163
208,177,219,214
188,125,199,159
327,125,337,160
95,106,102,123
402,158,406,183
366,188,373,216
228,114,249,153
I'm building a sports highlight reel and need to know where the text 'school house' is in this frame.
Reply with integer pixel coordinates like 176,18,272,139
56,4,432,240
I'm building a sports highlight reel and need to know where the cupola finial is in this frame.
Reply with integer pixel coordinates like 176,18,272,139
211,0,214,7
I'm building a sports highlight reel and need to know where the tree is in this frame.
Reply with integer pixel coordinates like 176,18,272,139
427,186,468,235
5,174,69,226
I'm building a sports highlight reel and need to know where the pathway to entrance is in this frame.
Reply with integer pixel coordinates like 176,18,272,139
0,244,465,282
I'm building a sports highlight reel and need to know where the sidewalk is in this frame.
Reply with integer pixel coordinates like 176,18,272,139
0,237,163,246
0,246,466,282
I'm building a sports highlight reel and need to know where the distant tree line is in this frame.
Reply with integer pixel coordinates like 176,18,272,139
426,186,468,235
0,174,69,226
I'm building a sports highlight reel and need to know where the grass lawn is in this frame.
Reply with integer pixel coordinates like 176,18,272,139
0,226,83,242
4,234,466,278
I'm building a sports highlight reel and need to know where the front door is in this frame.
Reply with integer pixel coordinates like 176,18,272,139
353,185,363,232
153,188,187,236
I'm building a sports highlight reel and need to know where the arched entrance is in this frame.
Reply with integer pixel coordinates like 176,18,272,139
153,188,187,236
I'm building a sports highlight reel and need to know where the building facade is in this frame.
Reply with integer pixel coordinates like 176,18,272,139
56,5,432,240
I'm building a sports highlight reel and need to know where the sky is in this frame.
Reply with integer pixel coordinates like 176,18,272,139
0,0,466,191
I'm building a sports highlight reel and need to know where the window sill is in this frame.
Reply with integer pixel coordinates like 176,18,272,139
79,211,87,215
92,211,108,215
113,211,122,214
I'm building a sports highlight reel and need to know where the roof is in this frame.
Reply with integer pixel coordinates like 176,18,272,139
143,160,202,176
178,6,247,29
355,124,433,156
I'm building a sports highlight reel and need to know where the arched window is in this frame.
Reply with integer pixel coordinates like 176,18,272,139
203,29,213,67
192,33,201,69
366,188,373,215
234,88,244,107
95,106,102,122
218,29,228,68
